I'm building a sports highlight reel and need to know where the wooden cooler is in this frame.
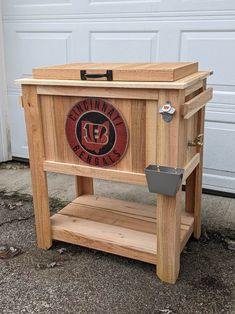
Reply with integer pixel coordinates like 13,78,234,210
17,63,213,284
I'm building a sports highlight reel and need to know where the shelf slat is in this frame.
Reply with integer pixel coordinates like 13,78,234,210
51,195,194,264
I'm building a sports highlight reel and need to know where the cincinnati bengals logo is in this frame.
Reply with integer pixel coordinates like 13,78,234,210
65,98,128,167
81,121,109,154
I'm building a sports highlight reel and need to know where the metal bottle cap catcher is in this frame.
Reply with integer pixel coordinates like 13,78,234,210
159,101,176,122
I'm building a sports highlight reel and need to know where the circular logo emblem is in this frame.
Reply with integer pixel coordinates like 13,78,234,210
66,98,128,167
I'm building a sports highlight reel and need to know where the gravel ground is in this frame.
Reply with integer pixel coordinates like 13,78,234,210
0,189,234,314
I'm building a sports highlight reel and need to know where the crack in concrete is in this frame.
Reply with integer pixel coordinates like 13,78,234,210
0,214,34,227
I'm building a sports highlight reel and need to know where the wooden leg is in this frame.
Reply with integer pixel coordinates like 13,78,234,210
193,162,203,239
30,169,51,249
157,191,181,284
75,176,94,197
185,105,205,239
22,85,52,249
185,169,196,214
156,89,185,283
185,164,202,239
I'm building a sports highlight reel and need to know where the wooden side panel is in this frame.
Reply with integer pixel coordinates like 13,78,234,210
40,95,80,163
41,95,149,176
104,98,132,172
40,95,94,195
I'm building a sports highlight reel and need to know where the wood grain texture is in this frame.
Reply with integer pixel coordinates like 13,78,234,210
185,169,196,214
44,160,147,185
145,100,158,166
32,62,198,82
183,153,200,181
130,100,146,172
185,81,203,97
40,96,150,174
37,85,159,100
181,88,213,119
194,106,205,239
75,176,94,197
16,71,212,90
156,89,185,284
22,85,51,249
52,213,157,264
50,195,194,264
69,194,194,226
185,79,207,239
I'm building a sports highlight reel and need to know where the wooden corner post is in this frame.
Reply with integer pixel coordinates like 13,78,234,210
156,89,185,283
22,85,52,249
185,79,207,239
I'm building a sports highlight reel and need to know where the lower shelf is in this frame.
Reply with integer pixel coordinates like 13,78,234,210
50,195,194,264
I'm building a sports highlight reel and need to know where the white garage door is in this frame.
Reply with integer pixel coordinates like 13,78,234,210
2,0,235,193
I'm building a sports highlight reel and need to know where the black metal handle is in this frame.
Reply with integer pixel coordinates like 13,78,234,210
80,70,113,81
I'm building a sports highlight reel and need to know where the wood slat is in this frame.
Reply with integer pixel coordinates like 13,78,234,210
51,213,157,264
145,100,158,165
50,195,194,264
181,88,213,119
70,194,194,226
44,152,201,188
130,100,146,172
16,71,212,90
44,160,147,185
183,153,200,181
180,222,194,252
59,202,156,234
37,85,159,100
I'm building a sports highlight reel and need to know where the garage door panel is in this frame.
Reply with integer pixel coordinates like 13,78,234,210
180,31,235,86
3,0,235,16
17,31,71,75
3,22,75,159
90,32,159,62
3,0,73,16
179,24,235,192
8,94,28,158
84,0,235,14
206,103,235,124
74,20,163,63
203,171,235,193
3,23,74,90
212,89,235,107
204,123,235,173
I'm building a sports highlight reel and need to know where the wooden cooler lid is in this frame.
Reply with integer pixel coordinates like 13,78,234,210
32,62,198,82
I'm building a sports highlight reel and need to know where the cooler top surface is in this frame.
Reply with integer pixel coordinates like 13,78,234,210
32,62,198,82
